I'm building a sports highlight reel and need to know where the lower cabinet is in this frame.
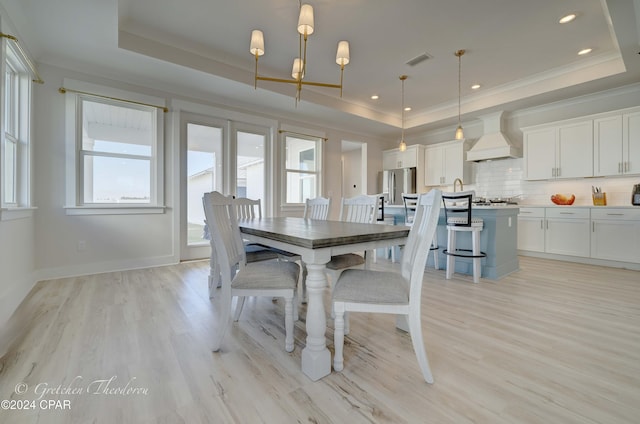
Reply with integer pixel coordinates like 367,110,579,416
519,206,640,265
517,208,545,252
590,208,640,262
544,208,591,257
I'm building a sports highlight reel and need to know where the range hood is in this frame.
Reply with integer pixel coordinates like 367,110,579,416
466,111,522,161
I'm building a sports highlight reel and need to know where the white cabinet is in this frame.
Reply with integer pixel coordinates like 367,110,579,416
624,111,640,175
594,111,640,176
594,115,623,176
591,208,640,263
382,150,399,170
524,121,593,180
544,208,591,257
517,207,545,252
383,144,419,170
424,140,470,186
519,207,640,265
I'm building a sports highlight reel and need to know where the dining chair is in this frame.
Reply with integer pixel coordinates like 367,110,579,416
324,194,378,286
403,193,439,269
207,197,280,296
332,189,442,383
304,196,331,220
202,191,300,352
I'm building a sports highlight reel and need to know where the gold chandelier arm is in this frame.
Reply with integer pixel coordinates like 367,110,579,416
256,75,341,89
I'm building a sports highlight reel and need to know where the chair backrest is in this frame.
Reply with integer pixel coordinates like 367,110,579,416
234,197,262,219
442,190,475,227
304,197,331,220
338,194,378,223
400,190,442,307
203,192,247,283
402,193,419,225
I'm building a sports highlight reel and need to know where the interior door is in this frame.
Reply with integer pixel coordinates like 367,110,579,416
180,113,225,261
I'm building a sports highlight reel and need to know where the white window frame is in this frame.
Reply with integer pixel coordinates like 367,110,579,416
0,40,33,221
63,79,166,215
281,129,324,207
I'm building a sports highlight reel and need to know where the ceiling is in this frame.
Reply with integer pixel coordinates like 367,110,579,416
3,0,640,139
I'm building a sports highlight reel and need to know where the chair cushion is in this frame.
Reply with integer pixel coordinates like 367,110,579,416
326,253,365,270
244,244,280,263
232,260,299,290
332,269,409,305
447,216,484,227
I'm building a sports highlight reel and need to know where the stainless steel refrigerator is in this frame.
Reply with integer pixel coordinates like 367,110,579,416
378,167,417,205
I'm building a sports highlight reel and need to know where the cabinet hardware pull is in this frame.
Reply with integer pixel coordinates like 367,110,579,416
619,162,622,173
545,220,548,229
521,211,532,214
592,222,595,232
606,213,624,216
557,167,560,177
625,162,629,173
540,220,543,230
559,212,574,214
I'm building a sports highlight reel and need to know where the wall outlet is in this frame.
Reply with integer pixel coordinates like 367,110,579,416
77,240,87,251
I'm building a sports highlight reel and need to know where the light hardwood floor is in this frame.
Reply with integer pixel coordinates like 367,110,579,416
1,257,639,423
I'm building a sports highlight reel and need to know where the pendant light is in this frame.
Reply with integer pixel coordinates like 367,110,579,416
398,75,407,152
454,49,465,140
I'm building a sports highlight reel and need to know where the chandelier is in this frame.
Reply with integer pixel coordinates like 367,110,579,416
249,2,350,103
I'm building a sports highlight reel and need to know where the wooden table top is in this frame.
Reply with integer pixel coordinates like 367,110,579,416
239,217,409,249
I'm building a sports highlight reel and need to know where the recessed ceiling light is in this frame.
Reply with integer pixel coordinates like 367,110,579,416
404,106,411,111
578,48,592,55
370,95,379,100
471,84,481,90
559,13,577,24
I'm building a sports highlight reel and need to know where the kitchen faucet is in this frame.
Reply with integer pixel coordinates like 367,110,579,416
453,178,464,192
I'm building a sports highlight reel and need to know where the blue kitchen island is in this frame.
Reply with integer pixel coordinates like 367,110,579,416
383,204,520,280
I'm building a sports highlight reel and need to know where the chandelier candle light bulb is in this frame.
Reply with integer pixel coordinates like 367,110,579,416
250,3,350,102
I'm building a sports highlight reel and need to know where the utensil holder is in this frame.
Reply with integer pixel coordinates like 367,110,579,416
592,192,607,206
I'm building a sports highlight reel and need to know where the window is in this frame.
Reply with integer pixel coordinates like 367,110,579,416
1,43,31,213
64,80,165,214
283,134,322,204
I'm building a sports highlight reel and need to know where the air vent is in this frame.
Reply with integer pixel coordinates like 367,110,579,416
406,52,432,67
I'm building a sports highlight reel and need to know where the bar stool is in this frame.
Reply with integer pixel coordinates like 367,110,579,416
442,191,485,283
403,193,439,269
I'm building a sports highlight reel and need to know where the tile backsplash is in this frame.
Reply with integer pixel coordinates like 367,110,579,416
454,158,639,206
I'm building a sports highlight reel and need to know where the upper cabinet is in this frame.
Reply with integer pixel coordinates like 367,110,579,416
594,111,640,176
382,144,420,170
424,140,471,186
523,106,640,181
524,120,593,180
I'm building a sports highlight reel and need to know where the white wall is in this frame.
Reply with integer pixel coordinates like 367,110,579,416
0,216,35,355
31,65,177,280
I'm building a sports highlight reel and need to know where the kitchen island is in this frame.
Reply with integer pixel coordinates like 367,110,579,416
383,204,520,280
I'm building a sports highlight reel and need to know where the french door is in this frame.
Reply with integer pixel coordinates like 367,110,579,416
180,114,271,260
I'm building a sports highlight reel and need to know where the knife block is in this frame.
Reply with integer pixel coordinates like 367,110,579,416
592,192,607,206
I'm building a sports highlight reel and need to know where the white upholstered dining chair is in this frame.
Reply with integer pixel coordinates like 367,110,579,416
324,194,378,285
202,191,300,352
332,189,442,383
207,197,279,296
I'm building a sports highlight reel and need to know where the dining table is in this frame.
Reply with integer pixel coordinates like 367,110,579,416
238,217,409,381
